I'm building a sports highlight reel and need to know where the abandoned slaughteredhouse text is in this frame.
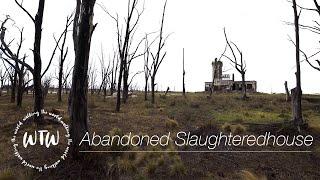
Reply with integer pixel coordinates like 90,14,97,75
78,131,314,151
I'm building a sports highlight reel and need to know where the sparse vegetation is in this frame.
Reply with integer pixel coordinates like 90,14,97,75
0,92,319,179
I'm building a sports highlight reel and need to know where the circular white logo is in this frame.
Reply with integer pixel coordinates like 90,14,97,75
11,109,72,172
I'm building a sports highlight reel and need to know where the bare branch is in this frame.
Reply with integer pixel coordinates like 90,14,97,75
14,0,35,22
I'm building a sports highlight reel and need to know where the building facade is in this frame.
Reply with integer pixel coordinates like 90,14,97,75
205,59,257,92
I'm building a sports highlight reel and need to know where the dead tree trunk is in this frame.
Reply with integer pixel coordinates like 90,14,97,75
291,0,303,129
17,73,23,107
116,61,123,112
284,81,291,102
122,67,129,103
0,67,6,96
144,78,148,100
32,0,45,122
241,72,247,99
110,52,118,96
58,16,72,102
144,34,150,101
16,61,25,107
164,87,170,97
182,48,186,97
69,0,96,158
58,65,63,102
11,64,17,103
151,75,155,104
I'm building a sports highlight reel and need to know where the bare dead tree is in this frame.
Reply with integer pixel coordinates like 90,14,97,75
24,71,30,94
42,76,51,99
296,1,320,71
128,70,143,91
97,47,112,100
291,0,304,129
0,21,18,103
1,59,27,107
56,64,73,95
88,62,97,95
16,57,27,107
143,33,158,101
100,0,145,111
98,48,106,95
123,36,146,104
0,75,6,96
110,50,119,96
182,48,186,97
223,28,248,100
144,34,151,100
2,62,14,96
2,0,65,120
57,15,73,102
150,0,168,104
0,61,7,96
121,1,145,104
0,18,29,107
63,65,73,94
283,1,320,73
1,14,68,109
69,0,97,157
13,0,46,121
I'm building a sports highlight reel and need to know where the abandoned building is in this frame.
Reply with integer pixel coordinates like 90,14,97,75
205,59,257,92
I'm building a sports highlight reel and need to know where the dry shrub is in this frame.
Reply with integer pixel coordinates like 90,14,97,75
240,170,267,180
165,118,179,129
232,124,246,134
222,123,246,134
118,158,137,173
144,159,159,175
135,152,148,166
169,156,186,176
157,155,165,166
222,122,232,132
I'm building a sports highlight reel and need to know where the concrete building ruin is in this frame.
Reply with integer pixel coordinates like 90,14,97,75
205,59,257,92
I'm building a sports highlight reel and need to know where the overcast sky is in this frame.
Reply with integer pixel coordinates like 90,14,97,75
0,0,320,94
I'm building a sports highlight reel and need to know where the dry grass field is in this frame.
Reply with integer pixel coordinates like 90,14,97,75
0,92,320,179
